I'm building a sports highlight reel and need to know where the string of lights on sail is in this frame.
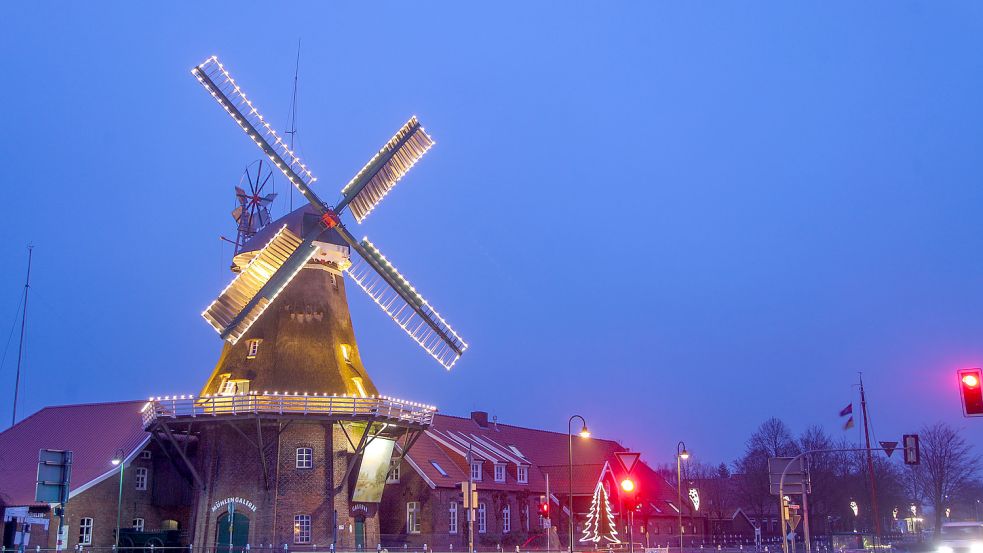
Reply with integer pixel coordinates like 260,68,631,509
345,238,468,370
202,226,314,344
192,56,327,212
340,117,434,223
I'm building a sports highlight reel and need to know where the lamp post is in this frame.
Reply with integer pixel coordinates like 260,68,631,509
112,449,125,549
676,442,690,552
568,415,590,553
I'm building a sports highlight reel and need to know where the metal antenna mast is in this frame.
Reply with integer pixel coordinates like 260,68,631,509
285,40,301,212
11,245,33,426
859,373,882,543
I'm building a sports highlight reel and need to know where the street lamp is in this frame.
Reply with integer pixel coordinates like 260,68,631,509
568,415,590,553
112,449,125,549
676,442,690,552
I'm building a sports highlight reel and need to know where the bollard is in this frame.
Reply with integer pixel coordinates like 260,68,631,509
284,545,289,552
516,547,520,553
150,543,155,553
378,545,382,553
190,544,194,553
313,545,317,552
330,545,335,553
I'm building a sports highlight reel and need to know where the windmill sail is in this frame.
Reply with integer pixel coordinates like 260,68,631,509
193,57,328,212
202,225,316,344
338,117,434,223
340,231,467,369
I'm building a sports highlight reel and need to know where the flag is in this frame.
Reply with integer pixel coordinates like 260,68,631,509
839,404,853,417
843,416,855,430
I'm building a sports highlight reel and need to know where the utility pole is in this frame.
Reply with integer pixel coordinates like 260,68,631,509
11,245,33,426
546,473,551,551
859,375,882,543
467,444,475,553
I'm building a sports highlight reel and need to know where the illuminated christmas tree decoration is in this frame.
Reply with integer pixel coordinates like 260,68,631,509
580,481,621,544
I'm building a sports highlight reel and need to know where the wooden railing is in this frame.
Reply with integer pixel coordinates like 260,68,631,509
141,393,435,427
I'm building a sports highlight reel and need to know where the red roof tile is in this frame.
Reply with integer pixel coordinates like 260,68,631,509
0,400,149,506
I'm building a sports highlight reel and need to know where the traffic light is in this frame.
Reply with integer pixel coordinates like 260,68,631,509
537,501,550,517
903,434,920,465
620,478,636,493
958,368,983,416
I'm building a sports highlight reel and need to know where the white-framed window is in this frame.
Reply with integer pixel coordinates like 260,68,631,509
523,504,530,531
471,461,482,481
134,467,148,491
132,518,145,532
517,465,528,484
330,273,338,290
296,447,313,469
478,503,487,534
494,463,506,482
387,463,400,483
407,502,421,534
79,517,93,545
503,504,511,533
449,502,458,534
246,339,261,359
293,515,311,544
140,450,152,460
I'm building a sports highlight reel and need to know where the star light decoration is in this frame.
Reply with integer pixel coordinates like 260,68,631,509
688,488,700,512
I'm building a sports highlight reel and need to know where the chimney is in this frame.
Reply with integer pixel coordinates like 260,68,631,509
471,411,489,428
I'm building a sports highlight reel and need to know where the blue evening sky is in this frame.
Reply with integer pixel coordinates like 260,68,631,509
2,2,982,465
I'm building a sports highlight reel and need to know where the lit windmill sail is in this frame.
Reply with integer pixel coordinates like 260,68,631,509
339,117,434,223
345,238,468,370
202,226,315,344
194,55,469,369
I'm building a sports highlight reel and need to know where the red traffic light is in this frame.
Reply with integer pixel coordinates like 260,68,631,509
621,479,636,493
537,502,549,516
958,368,983,417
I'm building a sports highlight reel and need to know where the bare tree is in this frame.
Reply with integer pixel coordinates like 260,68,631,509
732,418,800,524
908,422,980,535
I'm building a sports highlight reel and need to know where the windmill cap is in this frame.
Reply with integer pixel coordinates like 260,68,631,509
233,205,349,269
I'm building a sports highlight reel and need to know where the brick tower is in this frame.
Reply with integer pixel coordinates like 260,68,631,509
143,206,434,551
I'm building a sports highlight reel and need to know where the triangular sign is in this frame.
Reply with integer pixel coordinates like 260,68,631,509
615,452,641,475
789,515,802,530
879,441,899,457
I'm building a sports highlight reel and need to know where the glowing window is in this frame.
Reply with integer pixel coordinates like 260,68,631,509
293,515,311,544
246,339,261,359
407,502,421,534
352,377,367,398
340,344,353,364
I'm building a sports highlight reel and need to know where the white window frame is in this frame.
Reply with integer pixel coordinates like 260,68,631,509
478,503,487,534
523,504,530,531
517,465,528,484
293,514,311,544
134,467,148,491
471,461,482,481
132,518,145,532
79,517,93,545
296,447,313,469
387,463,400,483
246,339,261,359
449,502,458,534
140,450,152,460
494,463,506,482
407,502,421,534
503,504,511,533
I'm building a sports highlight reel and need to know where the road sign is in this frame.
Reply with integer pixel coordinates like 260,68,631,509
768,457,811,495
789,515,802,530
615,452,641,475
903,434,920,465
879,441,899,457
36,449,72,504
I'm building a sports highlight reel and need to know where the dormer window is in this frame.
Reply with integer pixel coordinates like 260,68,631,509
218,378,250,396
494,463,506,482
517,465,529,484
246,339,261,359
351,377,368,398
471,461,483,481
340,344,353,365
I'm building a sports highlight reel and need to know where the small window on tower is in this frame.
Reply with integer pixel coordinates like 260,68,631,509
330,273,338,290
340,344,353,365
246,339,261,359
351,377,368,398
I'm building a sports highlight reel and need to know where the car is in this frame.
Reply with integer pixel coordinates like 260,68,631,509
937,522,983,553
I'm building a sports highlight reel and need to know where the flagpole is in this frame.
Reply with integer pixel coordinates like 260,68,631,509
859,374,882,544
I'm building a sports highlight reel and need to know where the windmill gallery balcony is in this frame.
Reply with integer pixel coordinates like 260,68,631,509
141,392,436,429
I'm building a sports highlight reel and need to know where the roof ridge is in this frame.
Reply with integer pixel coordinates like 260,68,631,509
433,413,625,445
40,399,147,409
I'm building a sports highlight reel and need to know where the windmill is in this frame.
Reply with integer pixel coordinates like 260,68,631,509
230,159,277,254
193,56,468,370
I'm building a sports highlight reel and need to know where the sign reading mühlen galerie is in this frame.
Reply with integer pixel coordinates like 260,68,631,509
211,497,257,513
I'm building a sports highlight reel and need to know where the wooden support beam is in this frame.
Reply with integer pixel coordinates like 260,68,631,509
158,422,206,491
150,431,196,488
255,417,270,490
